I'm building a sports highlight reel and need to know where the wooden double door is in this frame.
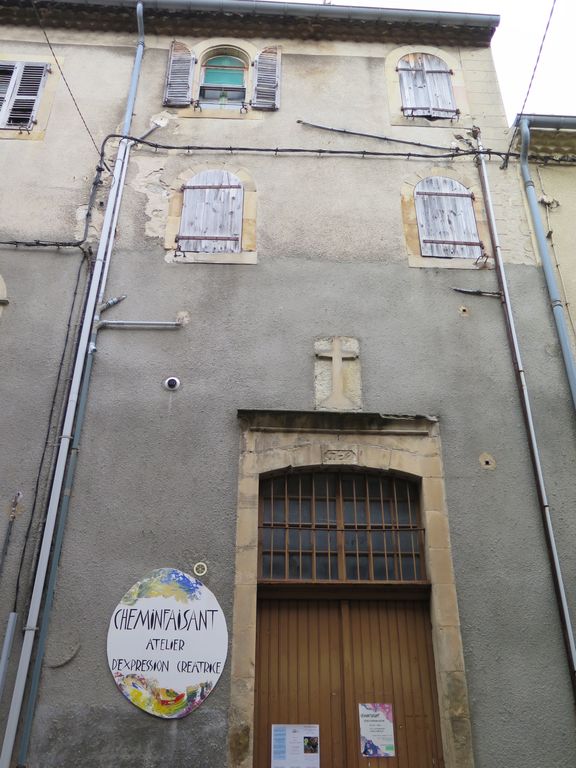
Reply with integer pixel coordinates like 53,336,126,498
254,596,444,768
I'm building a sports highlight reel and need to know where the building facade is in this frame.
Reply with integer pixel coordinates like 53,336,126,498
1,2,576,767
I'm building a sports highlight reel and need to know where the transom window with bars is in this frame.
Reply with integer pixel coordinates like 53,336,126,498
259,471,425,583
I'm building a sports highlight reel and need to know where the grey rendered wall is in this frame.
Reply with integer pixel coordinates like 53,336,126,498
1,24,576,768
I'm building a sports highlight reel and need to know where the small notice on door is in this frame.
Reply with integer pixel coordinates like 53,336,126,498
271,724,320,768
358,703,395,757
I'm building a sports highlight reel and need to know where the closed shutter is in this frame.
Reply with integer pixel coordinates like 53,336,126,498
423,54,457,118
252,46,281,111
177,170,243,253
398,53,457,119
163,41,194,107
415,177,482,259
0,62,48,129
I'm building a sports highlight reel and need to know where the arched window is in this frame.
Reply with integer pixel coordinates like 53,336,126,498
259,471,424,582
163,41,281,111
200,53,247,104
177,170,243,254
397,53,457,119
414,176,482,259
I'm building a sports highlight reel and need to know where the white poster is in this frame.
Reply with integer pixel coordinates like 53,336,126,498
271,724,320,768
358,703,396,757
107,568,228,719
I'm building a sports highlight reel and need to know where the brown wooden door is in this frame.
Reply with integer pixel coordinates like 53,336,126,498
254,597,443,768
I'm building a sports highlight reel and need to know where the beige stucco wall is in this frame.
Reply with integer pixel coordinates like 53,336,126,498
529,163,576,353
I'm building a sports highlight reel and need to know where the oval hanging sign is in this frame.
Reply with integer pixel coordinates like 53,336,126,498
107,568,228,719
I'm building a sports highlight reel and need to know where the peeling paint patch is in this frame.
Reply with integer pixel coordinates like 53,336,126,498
130,157,171,241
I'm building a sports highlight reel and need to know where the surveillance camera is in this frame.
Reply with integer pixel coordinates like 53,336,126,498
163,376,181,391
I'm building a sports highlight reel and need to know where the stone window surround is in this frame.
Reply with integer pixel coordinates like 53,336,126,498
0,53,58,141
228,410,475,768
385,44,471,129
164,165,257,264
401,165,493,270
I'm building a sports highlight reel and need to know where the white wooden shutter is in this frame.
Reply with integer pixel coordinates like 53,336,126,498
398,53,457,119
422,54,457,118
414,177,482,259
178,170,244,254
252,47,281,111
0,62,48,129
398,53,430,117
163,41,195,107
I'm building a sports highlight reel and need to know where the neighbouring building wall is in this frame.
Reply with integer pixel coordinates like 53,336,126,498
1,12,576,768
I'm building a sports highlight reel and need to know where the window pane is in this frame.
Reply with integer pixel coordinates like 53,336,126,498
341,474,355,498
371,531,385,553
315,500,328,526
272,554,285,579
397,501,410,526
288,553,300,579
330,554,338,580
300,498,312,525
272,529,285,549
356,500,367,526
358,556,370,580
301,554,313,580
288,529,299,551
369,500,383,527
273,498,285,524
400,555,416,581
316,555,329,580
287,475,300,496
346,555,359,580
301,529,312,550
300,474,313,496
344,531,357,552
261,553,271,578
262,500,272,525
314,473,336,497
262,529,271,549
288,498,299,524
315,530,328,550
343,500,355,526
272,477,284,496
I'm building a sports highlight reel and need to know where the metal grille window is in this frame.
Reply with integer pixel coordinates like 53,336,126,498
200,54,247,104
415,176,483,259
0,62,49,130
397,53,457,120
259,471,424,583
177,169,243,253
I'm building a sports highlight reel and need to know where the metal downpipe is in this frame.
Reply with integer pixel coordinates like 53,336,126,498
0,4,145,767
519,118,576,413
475,131,576,698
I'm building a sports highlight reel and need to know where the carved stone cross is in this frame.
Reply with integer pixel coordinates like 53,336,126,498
314,336,362,411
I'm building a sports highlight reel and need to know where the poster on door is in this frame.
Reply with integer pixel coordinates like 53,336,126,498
358,703,396,757
271,724,320,768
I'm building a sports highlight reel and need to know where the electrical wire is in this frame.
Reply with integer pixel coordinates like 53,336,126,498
12,254,88,611
2,129,576,251
31,0,102,158
503,0,558,166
